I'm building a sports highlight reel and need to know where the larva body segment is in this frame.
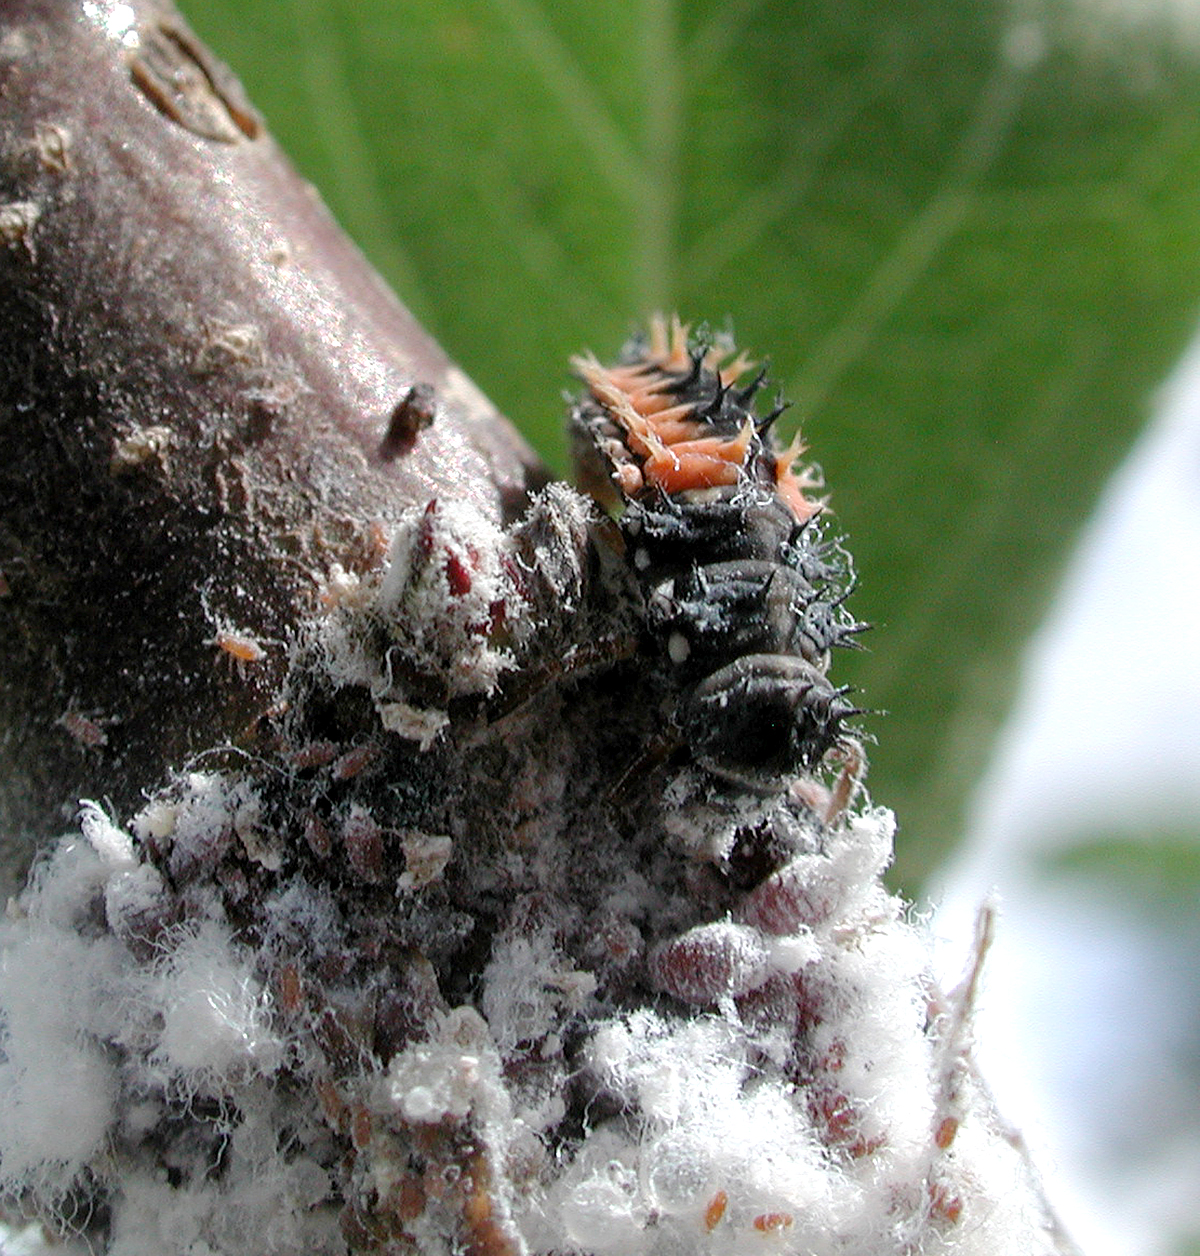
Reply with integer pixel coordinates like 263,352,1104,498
570,315,864,793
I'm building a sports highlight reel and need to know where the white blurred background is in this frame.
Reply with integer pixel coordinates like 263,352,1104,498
933,325,1200,1256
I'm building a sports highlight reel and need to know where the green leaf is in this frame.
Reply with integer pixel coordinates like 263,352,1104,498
1044,830,1200,919
181,0,1200,891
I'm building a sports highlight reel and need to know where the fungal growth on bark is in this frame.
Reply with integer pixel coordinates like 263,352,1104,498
0,3,1078,1254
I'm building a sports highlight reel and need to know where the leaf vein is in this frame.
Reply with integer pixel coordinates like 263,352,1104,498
786,44,1035,425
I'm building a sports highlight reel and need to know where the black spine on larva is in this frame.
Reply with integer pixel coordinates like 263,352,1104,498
572,321,867,791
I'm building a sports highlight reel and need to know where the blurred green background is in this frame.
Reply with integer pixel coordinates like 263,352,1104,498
180,0,1200,893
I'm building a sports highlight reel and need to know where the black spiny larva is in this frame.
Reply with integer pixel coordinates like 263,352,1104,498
571,315,866,793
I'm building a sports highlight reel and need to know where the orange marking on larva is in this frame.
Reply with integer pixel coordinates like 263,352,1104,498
719,351,755,386
704,1190,728,1231
668,314,690,367
577,349,605,372
215,629,266,663
601,393,671,463
625,387,679,416
702,344,729,371
584,364,704,450
577,365,658,442
618,421,664,464
753,1213,793,1233
643,313,757,382
644,414,709,444
774,433,824,522
934,1115,959,1150
647,313,671,359
643,313,694,371
615,463,644,495
776,471,824,523
395,1175,427,1222
706,417,754,461
642,420,754,494
644,447,743,494
606,363,661,390
638,400,697,427
775,428,808,468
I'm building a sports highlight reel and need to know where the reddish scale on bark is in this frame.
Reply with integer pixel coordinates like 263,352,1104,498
391,1176,427,1223
792,971,827,1038
57,710,109,748
648,922,769,1006
444,550,473,597
275,963,305,1017
928,1180,964,1225
735,971,803,1039
315,1078,348,1133
168,815,233,884
588,915,644,971
810,1088,854,1141
462,1164,522,1256
740,862,837,934
289,740,340,770
341,807,385,882
704,1190,728,1231
753,1213,794,1233
339,1199,393,1250
313,993,376,1072
373,976,443,1066
303,812,333,859
934,1115,959,1150
414,500,440,563
332,742,379,781
351,1104,373,1151
504,892,566,942
107,880,182,961
487,598,508,638
814,1034,849,1075
808,1087,884,1159
216,862,251,903
314,948,358,986
498,553,527,602
490,551,531,642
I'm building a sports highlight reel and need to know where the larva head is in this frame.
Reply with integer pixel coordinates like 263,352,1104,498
677,653,855,792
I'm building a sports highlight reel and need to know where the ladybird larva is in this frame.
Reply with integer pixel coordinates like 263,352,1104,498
571,315,865,793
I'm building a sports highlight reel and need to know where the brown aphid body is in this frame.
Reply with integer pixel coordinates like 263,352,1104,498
379,383,437,460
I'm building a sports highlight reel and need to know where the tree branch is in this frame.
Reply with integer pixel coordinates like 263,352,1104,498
0,0,544,887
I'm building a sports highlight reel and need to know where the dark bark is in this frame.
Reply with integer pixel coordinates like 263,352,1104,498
0,0,545,889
